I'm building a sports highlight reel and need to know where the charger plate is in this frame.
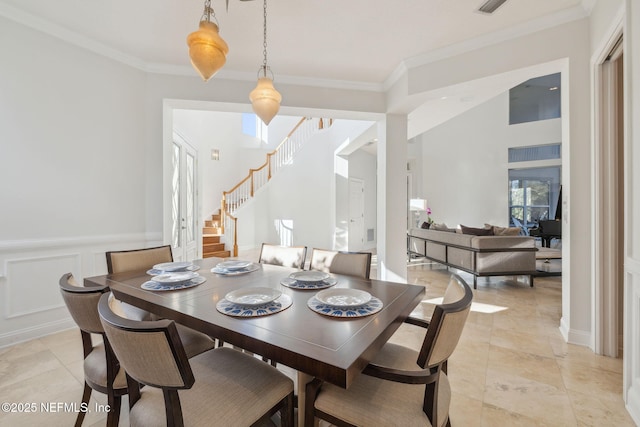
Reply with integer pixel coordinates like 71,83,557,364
211,263,260,276
307,296,383,318
280,276,337,290
141,276,206,291
147,265,200,275
217,294,292,317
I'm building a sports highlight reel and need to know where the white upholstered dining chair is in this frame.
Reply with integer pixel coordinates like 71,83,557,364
98,293,295,427
258,243,307,269
304,274,473,427
105,245,217,358
308,248,372,279
59,273,127,427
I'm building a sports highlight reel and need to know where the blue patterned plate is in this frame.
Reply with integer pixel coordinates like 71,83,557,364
307,296,383,318
141,276,206,291
216,294,293,317
211,263,261,276
147,264,200,276
280,277,337,290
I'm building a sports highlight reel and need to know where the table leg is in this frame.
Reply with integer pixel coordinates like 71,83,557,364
297,371,315,427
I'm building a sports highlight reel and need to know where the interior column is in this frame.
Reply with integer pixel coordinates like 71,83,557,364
376,114,408,282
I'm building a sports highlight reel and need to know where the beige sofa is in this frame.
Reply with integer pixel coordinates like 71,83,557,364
408,228,537,288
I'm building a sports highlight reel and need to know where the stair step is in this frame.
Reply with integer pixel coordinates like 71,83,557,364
203,250,231,259
203,242,225,252
203,235,221,244
212,214,221,221
203,226,222,234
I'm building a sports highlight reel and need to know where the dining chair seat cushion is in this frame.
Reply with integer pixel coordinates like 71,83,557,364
313,342,451,427
128,347,293,427
83,343,128,391
314,371,450,427
174,324,216,358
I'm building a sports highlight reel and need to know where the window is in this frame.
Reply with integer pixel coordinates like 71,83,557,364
242,113,268,143
509,73,561,125
508,167,561,229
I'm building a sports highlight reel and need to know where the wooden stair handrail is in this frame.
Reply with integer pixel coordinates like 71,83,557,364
218,117,325,256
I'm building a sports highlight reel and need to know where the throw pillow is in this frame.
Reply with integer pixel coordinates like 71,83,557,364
421,221,430,229
432,222,453,232
460,224,494,236
485,223,522,236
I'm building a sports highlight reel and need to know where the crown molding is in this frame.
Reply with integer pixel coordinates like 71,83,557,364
383,4,589,90
2,1,590,95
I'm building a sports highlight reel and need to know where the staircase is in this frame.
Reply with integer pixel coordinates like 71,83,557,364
202,210,231,258
203,117,329,257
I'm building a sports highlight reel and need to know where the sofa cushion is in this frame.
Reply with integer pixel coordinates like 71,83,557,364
460,225,494,236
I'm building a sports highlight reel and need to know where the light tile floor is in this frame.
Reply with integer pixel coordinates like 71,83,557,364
0,259,636,426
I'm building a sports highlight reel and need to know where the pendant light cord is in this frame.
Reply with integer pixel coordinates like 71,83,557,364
262,0,268,77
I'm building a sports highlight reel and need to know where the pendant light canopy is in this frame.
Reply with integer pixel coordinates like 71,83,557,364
187,0,229,81
250,0,281,125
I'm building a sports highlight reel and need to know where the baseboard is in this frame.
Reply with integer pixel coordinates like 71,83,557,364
0,318,76,349
626,384,640,425
559,317,591,347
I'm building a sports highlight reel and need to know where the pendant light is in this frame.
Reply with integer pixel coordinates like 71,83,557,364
187,0,229,81
249,0,281,125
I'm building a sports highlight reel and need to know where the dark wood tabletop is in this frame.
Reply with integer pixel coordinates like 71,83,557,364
84,257,424,389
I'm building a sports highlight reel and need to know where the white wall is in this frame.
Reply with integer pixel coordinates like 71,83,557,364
0,16,152,345
416,92,562,228
236,119,376,254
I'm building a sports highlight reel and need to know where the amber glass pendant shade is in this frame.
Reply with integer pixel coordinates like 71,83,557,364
187,21,229,81
250,76,282,125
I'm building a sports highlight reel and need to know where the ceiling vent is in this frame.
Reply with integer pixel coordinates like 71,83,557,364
477,0,508,14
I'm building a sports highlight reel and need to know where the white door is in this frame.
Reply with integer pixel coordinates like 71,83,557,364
348,178,365,251
171,133,199,261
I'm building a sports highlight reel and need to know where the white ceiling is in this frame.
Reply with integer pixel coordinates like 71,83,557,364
0,0,589,86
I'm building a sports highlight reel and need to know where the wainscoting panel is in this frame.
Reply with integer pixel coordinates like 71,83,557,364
0,233,155,348
4,253,79,318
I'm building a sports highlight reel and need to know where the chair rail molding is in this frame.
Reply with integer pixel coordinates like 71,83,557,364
0,232,163,349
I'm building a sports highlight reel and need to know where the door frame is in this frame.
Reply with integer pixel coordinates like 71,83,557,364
348,177,365,251
592,22,624,357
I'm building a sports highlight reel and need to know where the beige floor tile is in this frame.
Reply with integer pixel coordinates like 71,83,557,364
483,368,577,426
486,345,564,389
567,388,636,427
0,264,634,427
489,327,556,358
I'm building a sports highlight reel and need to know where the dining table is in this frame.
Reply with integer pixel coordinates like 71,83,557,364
84,257,425,425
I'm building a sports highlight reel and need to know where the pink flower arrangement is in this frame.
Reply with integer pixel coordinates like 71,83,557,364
426,207,433,224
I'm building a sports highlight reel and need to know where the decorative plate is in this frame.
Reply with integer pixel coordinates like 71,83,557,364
211,263,260,276
280,277,337,290
150,271,199,284
217,294,292,317
224,287,282,307
147,265,200,276
141,276,206,291
152,261,193,272
307,296,383,318
289,271,330,284
216,260,253,271
315,288,371,307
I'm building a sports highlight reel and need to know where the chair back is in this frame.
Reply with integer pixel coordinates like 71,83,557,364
98,293,194,390
258,244,307,269
59,273,108,334
309,249,372,279
106,245,173,274
418,274,473,369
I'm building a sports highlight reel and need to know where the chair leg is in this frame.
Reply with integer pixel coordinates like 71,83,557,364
106,395,121,427
280,391,294,427
74,382,92,427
